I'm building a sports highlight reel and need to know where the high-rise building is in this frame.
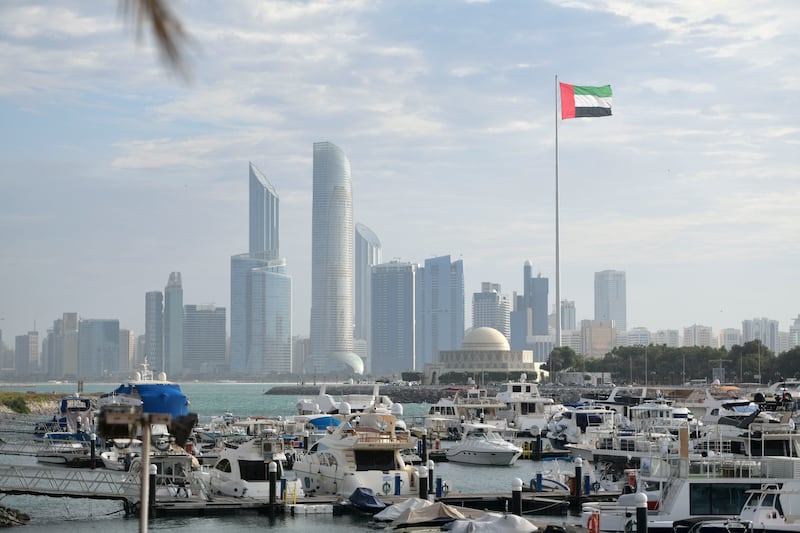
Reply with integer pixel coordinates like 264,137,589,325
354,223,382,373
472,282,510,339
580,319,615,358
683,324,713,347
371,261,416,374
249,162,279,258
232,162,292,375
789,315,800,349
119,329,135,373
560,300,576,331
164,272,184,376
77,319,119,378
652,329,680,348
594,270,627,333
309,141,360,374
717,328,742,350
145,291,164,370
626,327,651,346
742,317,780,353
230,254,292,374
523,261,549,336
415,255,465,368
14,331,39,376
183,304,227,374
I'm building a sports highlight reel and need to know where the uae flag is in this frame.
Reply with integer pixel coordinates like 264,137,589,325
560,83,612,119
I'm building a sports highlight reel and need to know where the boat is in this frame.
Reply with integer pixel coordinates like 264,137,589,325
295,384,397,416
99,438,142,471
206,428,304,499
676,483,800,533
580,428,800,533
293,412,418,497
34,394,95,438
494,374,562,436
445,423,523,466
347,486,387,513
424,386,508,440
546,404,617,450
35,432,96,467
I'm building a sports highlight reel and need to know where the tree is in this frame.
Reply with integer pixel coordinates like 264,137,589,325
122,0,192,79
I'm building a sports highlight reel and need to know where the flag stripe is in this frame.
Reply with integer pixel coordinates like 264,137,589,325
560,82,612,120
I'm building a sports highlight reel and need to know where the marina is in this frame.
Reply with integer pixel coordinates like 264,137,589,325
3,379,800,532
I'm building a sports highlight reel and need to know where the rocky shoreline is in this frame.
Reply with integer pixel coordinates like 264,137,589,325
0,505,30,527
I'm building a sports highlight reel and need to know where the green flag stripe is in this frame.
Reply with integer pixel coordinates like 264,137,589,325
572,85,612,98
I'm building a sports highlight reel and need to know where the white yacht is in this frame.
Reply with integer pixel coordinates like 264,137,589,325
445,423,523,466
494,375,562,435
100,438,142,471
296,384,396,416
207,429,303,500
425,386,507,440
546,404,617,450
293,413,417,497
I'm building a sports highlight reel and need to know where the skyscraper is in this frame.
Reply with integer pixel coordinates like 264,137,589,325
523,261,549,336
354,223,382,373
231,162,293,375
14,331,39,376
145,291,164,371
183,304,227,374
415,255,465,367
560,300,576,331
309,141,361,374
249,162,279,258
472,282,510,339
742,317,780,353
164,272,183,377
77,319,119,378
594,270,627,333
371,261,416,374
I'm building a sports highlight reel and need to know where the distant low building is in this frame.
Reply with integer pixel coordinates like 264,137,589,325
423,326,544,384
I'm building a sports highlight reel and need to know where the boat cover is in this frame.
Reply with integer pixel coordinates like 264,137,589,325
112,383,189,419
448,512,538,533
348,487,386,513
391,501,466,528
307,415,341,429
374,497,433,522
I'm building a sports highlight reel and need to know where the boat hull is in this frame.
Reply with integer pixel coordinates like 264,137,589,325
445,448,521,466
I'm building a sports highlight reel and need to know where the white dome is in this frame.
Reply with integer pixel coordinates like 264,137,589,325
461,327,510,351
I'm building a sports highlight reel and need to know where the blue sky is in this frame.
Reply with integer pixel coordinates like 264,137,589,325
1,0,799,344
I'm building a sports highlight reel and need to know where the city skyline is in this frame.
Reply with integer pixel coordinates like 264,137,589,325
2,2,799,343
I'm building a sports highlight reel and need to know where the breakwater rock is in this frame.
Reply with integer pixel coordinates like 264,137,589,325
265,384,586,405
0,505,30,527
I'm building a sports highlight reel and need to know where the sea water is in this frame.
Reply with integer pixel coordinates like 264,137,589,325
0,382,580,531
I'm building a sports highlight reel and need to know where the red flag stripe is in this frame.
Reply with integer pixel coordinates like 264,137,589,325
560,83,576,119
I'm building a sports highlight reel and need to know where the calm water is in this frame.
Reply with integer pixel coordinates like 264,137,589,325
0,381,580,531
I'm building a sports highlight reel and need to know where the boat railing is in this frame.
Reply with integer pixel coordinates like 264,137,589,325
352,428,413,444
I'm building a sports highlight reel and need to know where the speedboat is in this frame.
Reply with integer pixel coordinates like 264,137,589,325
445,423,523,466
99,438,142,471
293,412,417,497
206,429,304,500
36,432,96,467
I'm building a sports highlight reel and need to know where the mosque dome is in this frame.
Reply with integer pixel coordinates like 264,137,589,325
461,327,510,351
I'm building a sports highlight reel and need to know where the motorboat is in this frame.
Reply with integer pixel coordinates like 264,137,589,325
580,429,800,533
35,432,96,467
206,428,304,500
494,374,562,435
293,412,417,497
546,404,617,450
424,386,508,440
445,423,523,466
99,438,142,471
296,384,397,415
348,486,387,513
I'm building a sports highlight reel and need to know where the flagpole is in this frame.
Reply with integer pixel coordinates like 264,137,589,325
554,74,561,367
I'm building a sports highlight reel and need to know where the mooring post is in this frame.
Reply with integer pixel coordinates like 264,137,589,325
635,492,648,533
148,464,157,520
418,465,428,499
533,426,542,461
268,461,278,505
90,433,97,470
511,478,523,516
427,459,435,494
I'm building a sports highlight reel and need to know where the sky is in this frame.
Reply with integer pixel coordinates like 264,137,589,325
1,0,799,345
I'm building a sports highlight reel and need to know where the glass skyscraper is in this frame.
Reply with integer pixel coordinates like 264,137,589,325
309,142,361,374
230,162,292,374
183,304,227,373
249,162,279,258
594,270,627,333
164,271,183,377
77,319,119,379
145,291,164,371
371,261,415,374
354,222,381,373
415,255,465,368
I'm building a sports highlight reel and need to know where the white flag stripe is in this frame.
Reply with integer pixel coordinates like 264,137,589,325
573,95,612,108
